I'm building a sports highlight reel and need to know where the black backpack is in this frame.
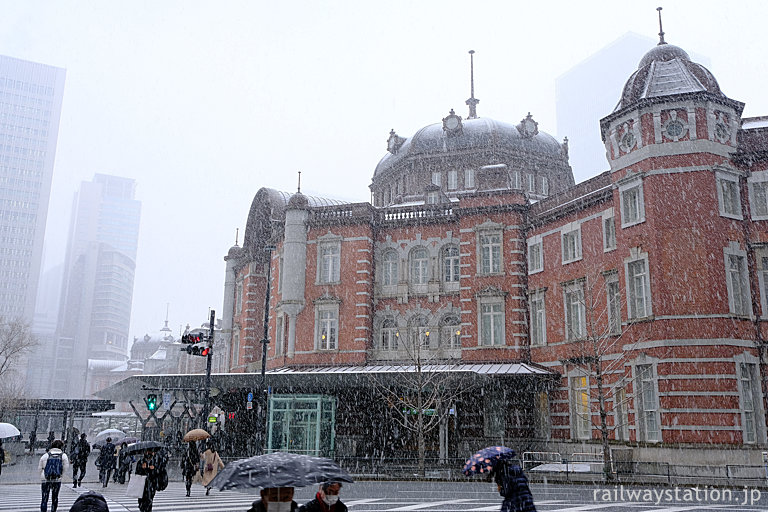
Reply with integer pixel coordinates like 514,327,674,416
44,453,63,480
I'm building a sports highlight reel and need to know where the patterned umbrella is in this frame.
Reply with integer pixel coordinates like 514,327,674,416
209,452,354,491
462,446,516,476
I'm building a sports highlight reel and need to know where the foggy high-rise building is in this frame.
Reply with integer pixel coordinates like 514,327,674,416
49,174,141,398
0,56,65,321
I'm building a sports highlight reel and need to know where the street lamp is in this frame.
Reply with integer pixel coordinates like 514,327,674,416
257,245,276,454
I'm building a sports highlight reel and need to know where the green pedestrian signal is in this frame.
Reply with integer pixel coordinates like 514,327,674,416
146,393,158,411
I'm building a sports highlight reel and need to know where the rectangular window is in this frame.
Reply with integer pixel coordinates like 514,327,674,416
382,251,398,287
762,256,768,317
607,278,622,334
432,171,441,186
443,246,460,283
727,252,750,315
319,243,340,283
480,301,504,346
750,180,768,218
380,321,398,351
571,376,590,439
603,216,616,251
442,323,461,349
464,169,475,189
615,386,629,441
275,315,284,355
527,173,535,193
410,248,429,285
480,233,502,274
620,182,645,227
316,307,338,350
740,363,758,444
718,174,742,218
529,291,546,346
564,282,585,340
235,281,243,316
511,170,521,189
232,333,240,367
636,364,660,442
447,170,458,190
627,258,651,319
527,238,543,274
561,228,582,264
278,254,284,292
541,176,549,196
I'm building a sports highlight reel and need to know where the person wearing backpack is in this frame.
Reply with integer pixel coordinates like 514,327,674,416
38,439,70,512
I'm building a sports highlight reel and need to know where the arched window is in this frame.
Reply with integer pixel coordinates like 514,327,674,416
382,250,398,287
443,246,460,283
409,315,431,349
441,315,461,349
410,248,429,285
380,318,398,351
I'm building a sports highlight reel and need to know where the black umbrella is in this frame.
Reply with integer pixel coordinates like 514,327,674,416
209,452,354,491
122,441,163,456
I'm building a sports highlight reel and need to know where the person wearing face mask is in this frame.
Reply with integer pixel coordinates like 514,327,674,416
299,482,347,512
247,486,299,512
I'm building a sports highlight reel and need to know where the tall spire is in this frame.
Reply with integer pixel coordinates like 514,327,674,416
465,50,479,119
297,171,302,193
656,7,666,45
234,227,239,247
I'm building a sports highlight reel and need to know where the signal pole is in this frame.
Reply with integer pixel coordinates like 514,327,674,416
202,309,215,428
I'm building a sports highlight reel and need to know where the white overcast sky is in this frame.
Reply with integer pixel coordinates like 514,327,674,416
1,1,765,342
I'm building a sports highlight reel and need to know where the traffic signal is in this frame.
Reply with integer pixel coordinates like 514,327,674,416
181,332,204,344
182,343,211,357
145,394,157,411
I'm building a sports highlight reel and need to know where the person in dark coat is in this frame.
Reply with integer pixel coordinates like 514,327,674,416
492,460,536,512
299,482,347,512
135,449,163,512
116,442,133,484
181,441,200,496
71,433,91,488
247,487,299,512
0,439,5,479
97,437,116,487
69,491,109,512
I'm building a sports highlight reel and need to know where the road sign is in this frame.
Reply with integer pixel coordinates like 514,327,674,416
208,415,218,423
163,393,172,410
247,401,253,410
247,392,253,402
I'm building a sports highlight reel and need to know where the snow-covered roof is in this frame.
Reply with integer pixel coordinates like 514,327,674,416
742,117,768,130
268,362,551,375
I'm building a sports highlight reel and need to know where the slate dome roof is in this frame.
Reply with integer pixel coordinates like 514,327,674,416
616,43,723,111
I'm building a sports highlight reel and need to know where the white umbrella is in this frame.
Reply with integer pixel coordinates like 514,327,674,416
94,428,125,445
0,422,21,438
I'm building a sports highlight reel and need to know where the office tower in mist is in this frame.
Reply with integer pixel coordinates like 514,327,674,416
0,56,65,321
49,174,141,398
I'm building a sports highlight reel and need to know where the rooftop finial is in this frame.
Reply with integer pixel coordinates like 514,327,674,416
235,227,239,247
656,7,666,45
297,171,302,193
465,50,479,119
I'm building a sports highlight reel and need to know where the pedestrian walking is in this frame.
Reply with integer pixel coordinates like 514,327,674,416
200,442,224,496
38,439,70,512
299,481,347,512
134,448,165,512
97,437,116,487
492,459,537,512
181,440,200,496
0,439,5,480
71,433,91,488
46,431,55,451
248,487,299,512
68,491,109,512
116,441,133,484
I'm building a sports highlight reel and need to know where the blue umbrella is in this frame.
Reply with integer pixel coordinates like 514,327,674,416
462,446,516,476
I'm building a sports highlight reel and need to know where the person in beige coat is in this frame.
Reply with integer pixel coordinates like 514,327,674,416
201,443,224,495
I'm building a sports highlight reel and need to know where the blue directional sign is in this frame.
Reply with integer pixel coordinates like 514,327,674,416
247,392,253,402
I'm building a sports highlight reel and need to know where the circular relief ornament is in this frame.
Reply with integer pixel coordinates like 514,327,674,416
715,122,730,143
619,131,636,153
664,120,685,141
442,109,463,136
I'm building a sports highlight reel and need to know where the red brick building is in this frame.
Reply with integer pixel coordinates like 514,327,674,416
221,40,768,468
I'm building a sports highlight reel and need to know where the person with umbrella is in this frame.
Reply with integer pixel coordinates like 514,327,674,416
463,446,536,512
299,481,347,512
201,441,224,495
71,433,90,488
0,439,5,480
181,440,200,496
247,487,299,512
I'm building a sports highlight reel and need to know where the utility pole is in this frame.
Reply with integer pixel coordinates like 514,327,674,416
257,246,276,454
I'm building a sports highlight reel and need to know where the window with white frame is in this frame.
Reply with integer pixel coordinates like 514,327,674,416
410,247,429,286
748,174,768,219
479,297,505,346
318,242,341,284
570,375,591,440
278,254,284,292
625,250,652,319
603,215,616,251
382,250,399,287
443,246,460,286
619,179,645,227
561,225,582,264
615,385,630,441
725,244,751,316
761,255,768,317
527,173,535,193
479,233,502,274
432,171,441,186
717,171,742,219
315,304,338,350
380,318,398,351
739,362,759,444
235,281,243,316
529,289,546,346
636,363,660,442
464,168,475,189
441,315,461,349
447,170,458,190
410,315,431,349
511,170,521,189
527,236,543,274
232,333,240,366
563,281,585,340
606,274,622,334
541,176,549,196
275,315,285,355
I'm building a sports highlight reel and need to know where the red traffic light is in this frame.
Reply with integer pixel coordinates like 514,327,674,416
201,347,211,356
